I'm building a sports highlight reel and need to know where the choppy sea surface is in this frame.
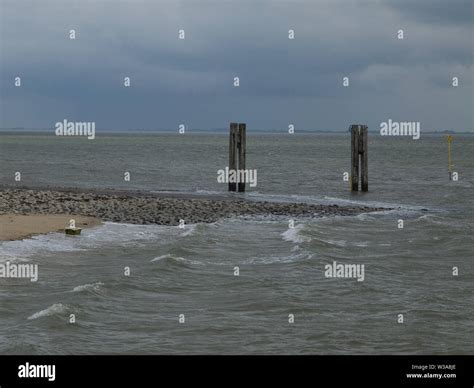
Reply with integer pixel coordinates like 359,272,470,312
0,132,473,354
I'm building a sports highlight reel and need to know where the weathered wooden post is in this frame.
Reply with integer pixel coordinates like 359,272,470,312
237,123,246,192
351,125,359,191
350,124,368,192
228,122,247,192
360,126,368,191
229,123,238,191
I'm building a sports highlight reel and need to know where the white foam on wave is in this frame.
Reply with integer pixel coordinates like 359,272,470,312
0,253,30,264
27,303,67,320
245,191,425,211
160,189,397,211
416,214,432,221
243,251,314,265
325,239,347,247
151,253,202,265
85,222,171,243
0,233,86,260
194,189,225,196
247,192,324,204
151,253,184,262
281,224,311,244
72,282,104,293
180,224,197,237
0,222,180,259
349,207,423,221
414,213,451,226
323,196,427,211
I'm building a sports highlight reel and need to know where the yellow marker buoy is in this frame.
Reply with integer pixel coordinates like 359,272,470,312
447,135,454,180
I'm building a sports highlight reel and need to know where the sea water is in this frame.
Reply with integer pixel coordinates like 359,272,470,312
0,132,472,354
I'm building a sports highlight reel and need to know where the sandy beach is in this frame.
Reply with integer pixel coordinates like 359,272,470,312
0,213,102,241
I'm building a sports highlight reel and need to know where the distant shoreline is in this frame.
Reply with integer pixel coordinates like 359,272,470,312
0,129,472,135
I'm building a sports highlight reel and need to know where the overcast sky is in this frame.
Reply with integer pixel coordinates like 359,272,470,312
1,0,472,131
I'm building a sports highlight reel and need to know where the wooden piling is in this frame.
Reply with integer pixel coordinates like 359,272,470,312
229,123,238,191
350,124,368,192
229,122,246,192
360,126,368,191
351,125,359,191
237,123,246,192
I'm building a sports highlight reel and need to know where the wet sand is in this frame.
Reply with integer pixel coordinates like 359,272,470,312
0,214,102,241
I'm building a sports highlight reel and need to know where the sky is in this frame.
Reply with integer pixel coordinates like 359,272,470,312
0,0,473,131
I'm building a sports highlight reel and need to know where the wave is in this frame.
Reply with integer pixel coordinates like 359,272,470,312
281,224,311,243
151,254,202,266
72,282,104,293
342,206,429,222
27,303,67,320
0,254,30,264
322,196,428,211
0,223,181,258
151,253,185,262
180,224,197,237
323,239,347,247
0,234,87,259
162,189,426,212
193,190,431,213
243,251,314,265
194,189,226,196
413,213,467,230
248,192,325,204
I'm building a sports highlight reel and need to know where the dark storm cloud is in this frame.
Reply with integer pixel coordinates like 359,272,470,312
386,0,474,25
0,0,472,131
